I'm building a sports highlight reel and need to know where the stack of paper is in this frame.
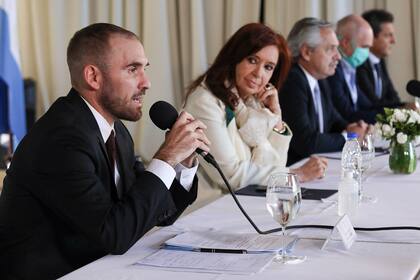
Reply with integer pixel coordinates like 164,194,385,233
164,231,293,253
135,231,297,274
136,249,274,274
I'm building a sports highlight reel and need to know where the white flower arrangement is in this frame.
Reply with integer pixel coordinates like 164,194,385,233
376,108,420,144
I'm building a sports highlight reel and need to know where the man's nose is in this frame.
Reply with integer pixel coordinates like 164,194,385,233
335,49,342,60
139,73,151,90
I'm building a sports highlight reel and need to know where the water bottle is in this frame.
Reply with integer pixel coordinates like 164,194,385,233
338,171,359,216
341,132,362,200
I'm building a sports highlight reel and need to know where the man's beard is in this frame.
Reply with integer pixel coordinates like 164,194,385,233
100,80,142,122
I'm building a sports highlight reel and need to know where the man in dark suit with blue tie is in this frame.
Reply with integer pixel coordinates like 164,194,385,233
327,14,383,124
357,9,410,108
280,18,368,165
0,23,210,280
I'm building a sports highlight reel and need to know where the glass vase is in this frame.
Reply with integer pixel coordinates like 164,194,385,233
389,140,417,174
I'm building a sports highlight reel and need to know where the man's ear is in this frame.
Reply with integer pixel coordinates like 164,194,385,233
300,44,312,62
83,65,102,90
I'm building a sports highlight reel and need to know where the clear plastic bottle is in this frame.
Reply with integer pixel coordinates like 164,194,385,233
338,171,359,216
341,132,362,200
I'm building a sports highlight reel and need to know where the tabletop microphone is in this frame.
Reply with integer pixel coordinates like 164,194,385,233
406,80,420,98
149,101,216,164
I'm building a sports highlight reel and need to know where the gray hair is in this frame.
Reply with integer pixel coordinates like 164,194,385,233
287,17,334,61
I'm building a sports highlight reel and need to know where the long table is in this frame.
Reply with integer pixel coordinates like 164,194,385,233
61,150,420,280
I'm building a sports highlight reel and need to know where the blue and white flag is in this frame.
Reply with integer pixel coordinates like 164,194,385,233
0,0,26,147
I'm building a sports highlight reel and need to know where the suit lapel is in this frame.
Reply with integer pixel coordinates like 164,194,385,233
379,59,389,100
337,63,354,106
361,61,379,102
67,89,120,200
318,80,328,131
296,65,320,132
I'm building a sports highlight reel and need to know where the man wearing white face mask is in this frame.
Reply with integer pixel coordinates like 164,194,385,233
327,14,383,124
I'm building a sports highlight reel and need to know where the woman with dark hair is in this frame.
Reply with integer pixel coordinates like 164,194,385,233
184,23,327,190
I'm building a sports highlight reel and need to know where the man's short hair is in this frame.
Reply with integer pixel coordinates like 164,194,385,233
67,23,138,86
287,17,333,61
362,9,394,37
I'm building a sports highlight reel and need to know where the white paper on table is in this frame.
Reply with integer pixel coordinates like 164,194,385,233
134,249,274,275
164,231,296,253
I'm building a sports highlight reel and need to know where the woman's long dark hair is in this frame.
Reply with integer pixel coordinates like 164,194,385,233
187,23,291,109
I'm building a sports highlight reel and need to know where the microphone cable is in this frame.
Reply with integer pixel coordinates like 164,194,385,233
201,154,420,234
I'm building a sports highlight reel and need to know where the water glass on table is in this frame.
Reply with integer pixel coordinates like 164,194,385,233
266,172,306,264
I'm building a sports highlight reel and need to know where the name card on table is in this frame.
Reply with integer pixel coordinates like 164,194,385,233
321,215,357,250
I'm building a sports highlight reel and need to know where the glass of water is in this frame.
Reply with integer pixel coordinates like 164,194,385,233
266,172,306,264
360,133,375,174
359,133,377,203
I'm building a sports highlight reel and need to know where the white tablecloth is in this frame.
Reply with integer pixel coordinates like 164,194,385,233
61,150,420,280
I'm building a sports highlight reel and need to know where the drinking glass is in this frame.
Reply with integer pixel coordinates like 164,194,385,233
266,172,306,264
359,133,377,203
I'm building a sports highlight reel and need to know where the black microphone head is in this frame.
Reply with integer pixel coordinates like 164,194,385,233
406,80,420,98
149,101,179,130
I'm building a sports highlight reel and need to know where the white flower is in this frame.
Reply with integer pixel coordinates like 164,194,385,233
374,123,382,137
407,110,419,124
382,124,391,134
415,135,420,145
413,110,420,124
408,111,415,123
382,124,395,137
396,132,407,144
390,128,396,136
408,116,415,124
393,109,407,122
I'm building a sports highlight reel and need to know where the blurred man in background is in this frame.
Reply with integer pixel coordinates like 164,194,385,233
357,9,404,108
328,14,383,124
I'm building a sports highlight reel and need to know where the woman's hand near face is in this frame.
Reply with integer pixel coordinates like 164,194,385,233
256,83,284,130
256,83,281,115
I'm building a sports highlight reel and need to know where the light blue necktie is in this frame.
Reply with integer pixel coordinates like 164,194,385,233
313,84,324,133
374,63,383,98
349,71,358,110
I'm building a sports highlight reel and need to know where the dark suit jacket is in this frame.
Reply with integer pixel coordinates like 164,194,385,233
0,89,197,280
327,62,383,124
356,59,402,108
279,64,348,165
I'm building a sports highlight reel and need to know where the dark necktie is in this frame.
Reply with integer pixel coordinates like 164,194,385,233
106,130,116,182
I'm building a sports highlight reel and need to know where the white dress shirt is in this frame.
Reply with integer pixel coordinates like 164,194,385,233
81,96,197,191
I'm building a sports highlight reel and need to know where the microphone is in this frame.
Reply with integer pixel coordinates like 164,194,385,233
149,101,216,164
406,80,420,98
